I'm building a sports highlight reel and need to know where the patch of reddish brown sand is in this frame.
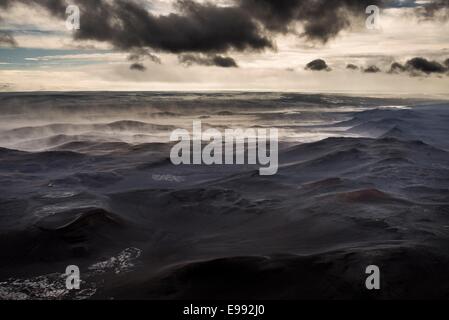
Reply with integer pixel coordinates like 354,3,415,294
338,189,396,203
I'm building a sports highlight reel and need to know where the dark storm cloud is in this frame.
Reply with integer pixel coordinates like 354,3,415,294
421,0,449,18
406,57,446,74
0,31,16,47
238,0,384,43
179,54,238,68
129,62,147,71
305,59,330,71
0,0,272,54
0,14,16,47
127,48,161,64
363,65,381,73
388,57,448,76
346,64,359,70
389,62,406,73
0,0,387,55
212,55,239,68
72,0,272,53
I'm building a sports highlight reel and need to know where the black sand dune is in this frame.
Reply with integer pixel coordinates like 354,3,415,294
0,92,449,300
113,246,449,300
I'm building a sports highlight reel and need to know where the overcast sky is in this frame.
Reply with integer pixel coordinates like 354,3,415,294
0,0,448,95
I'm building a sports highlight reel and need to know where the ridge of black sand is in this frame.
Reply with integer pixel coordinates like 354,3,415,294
0,207,132,270
101,245,449,300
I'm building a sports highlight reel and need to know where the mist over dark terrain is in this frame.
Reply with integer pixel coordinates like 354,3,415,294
0,92,448,299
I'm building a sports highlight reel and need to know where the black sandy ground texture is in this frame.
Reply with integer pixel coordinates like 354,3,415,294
0,92,449,300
